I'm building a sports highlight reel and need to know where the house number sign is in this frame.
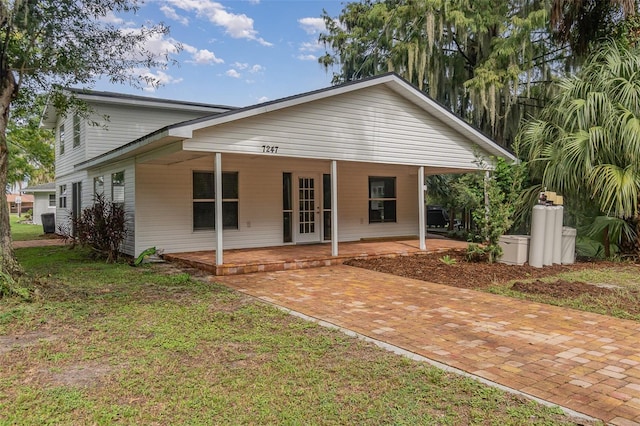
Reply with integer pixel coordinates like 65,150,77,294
261,145,279,154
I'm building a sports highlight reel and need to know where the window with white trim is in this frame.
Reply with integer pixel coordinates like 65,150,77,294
368,176,396,223
193,171,238,231
59,184,67,208
59,124,65,155
73,114,81,148
111,171,125,206
94,176,104,198
48,194,56,207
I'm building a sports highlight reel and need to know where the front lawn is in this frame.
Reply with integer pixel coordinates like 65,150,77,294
10,214,48,241
0,246,595,425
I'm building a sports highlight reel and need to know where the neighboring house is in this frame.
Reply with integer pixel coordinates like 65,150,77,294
23,182,56,225
42,73,516,269
6,193,34,214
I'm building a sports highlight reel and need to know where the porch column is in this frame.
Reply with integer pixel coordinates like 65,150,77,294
418,166,426,250
331,160,338,256
215,152,224,265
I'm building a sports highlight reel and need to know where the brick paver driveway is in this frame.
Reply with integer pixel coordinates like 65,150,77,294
218,265,640,425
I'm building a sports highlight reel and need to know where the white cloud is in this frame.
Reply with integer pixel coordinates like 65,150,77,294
193,49,223,64
226,69,241,78
299,41,323,53
233,62,249,70
101,11,125,25
298,17,326,35
164,0,272,46
183,45,224,64
297,54,316,61
249,64,263,73
257,96,269,103
128,68,183,92
160,5,189,25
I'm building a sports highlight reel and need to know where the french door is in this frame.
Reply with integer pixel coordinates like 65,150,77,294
295,174,320,243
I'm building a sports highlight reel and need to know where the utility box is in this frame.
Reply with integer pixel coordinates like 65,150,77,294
561,227,577,265
498,235,530,266
41,213,55,234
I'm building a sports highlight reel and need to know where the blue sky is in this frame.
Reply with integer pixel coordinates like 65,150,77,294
95,0,346,107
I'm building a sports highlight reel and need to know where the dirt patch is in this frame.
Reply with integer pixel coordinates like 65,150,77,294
0,332,58,355
47,363,114,388
511,280,615,298
345,250,613,289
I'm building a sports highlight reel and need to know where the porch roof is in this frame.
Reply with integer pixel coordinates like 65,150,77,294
75,73,515,172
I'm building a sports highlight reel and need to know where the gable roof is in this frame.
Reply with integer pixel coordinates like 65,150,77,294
77,73,517,170
40,88,236,129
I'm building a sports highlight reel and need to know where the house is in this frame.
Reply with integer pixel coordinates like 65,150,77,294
6,193,34,214
42,73,516,270
22,182,56,225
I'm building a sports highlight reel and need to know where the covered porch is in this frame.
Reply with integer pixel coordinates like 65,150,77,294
163,235,468,276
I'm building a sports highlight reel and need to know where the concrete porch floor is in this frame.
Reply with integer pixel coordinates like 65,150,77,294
163,235,468,276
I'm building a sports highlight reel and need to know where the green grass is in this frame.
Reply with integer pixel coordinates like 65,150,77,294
10,214,48,241
0,246,597,425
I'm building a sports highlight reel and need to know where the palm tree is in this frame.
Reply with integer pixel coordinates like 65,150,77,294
517,41,640,256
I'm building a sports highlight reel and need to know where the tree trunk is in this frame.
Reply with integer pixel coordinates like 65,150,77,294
0,70,22,277
603,225,611,259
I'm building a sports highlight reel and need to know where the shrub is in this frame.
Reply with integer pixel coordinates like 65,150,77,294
69,193,127,263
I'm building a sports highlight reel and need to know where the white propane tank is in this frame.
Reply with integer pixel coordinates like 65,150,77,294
552,206,563,264
529,205,546,268
543,206,556,266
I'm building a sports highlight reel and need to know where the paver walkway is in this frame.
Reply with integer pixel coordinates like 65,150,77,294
218,265,640,425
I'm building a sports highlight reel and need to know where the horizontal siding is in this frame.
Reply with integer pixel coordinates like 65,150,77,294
184,85,483,171
85,104,214,160
31,193,56,225
55,115,87,178
134,154,421,256
87,160,136,255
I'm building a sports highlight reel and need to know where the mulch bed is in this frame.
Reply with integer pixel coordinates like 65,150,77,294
344,249,615,290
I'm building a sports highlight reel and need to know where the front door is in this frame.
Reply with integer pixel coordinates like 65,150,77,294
295,174,320,243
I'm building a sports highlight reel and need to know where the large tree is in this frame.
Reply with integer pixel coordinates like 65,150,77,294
0,1,172,275
319,0,566,146
7,100,55,189
517,41,640,255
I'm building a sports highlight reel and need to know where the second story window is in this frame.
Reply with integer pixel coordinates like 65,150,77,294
59,124,65,155
73,115,81,148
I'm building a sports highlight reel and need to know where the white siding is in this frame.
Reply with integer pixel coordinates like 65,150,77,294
54,114,86,180
88,160,136,255
54,171,88,234
184,85,484,171
134,154,420,256
31,192,56,225
84,104,212,160
56,103,221,178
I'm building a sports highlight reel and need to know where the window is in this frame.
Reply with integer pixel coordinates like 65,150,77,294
193,171,238,231
73,115,81,148
48,194,56,207
59,124,65,155
111,171,125,206
368,177,396,223
59,184,67,208
94,176,104,198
